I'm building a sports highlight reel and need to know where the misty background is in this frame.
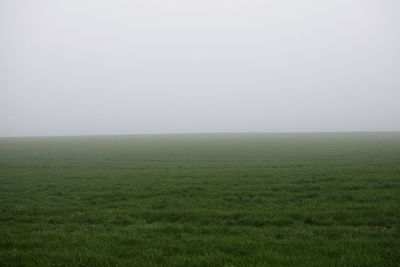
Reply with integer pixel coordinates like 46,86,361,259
1,0,399,137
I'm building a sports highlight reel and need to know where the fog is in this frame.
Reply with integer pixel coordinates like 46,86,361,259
1,0,399,137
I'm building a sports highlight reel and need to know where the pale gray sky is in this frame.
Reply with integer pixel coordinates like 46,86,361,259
1,0,399,137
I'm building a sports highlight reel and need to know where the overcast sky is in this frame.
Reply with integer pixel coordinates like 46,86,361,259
1,0,399,137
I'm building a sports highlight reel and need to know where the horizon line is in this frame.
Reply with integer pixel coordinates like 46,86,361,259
1,130,400,139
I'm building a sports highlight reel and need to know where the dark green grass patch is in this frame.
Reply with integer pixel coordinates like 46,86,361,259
0,132,400,266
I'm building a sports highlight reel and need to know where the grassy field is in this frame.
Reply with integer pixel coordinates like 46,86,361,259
0,132,399,266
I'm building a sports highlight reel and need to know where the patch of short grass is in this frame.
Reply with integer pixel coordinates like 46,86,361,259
0,133,399,266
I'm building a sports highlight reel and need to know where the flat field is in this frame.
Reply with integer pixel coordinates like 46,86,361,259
0,133,399,266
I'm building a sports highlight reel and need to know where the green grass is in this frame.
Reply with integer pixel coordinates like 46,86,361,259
0,132,399,266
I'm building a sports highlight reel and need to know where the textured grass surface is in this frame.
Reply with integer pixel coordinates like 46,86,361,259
0,133,399,266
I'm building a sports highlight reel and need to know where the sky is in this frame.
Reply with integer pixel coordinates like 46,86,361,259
1,0,399,137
